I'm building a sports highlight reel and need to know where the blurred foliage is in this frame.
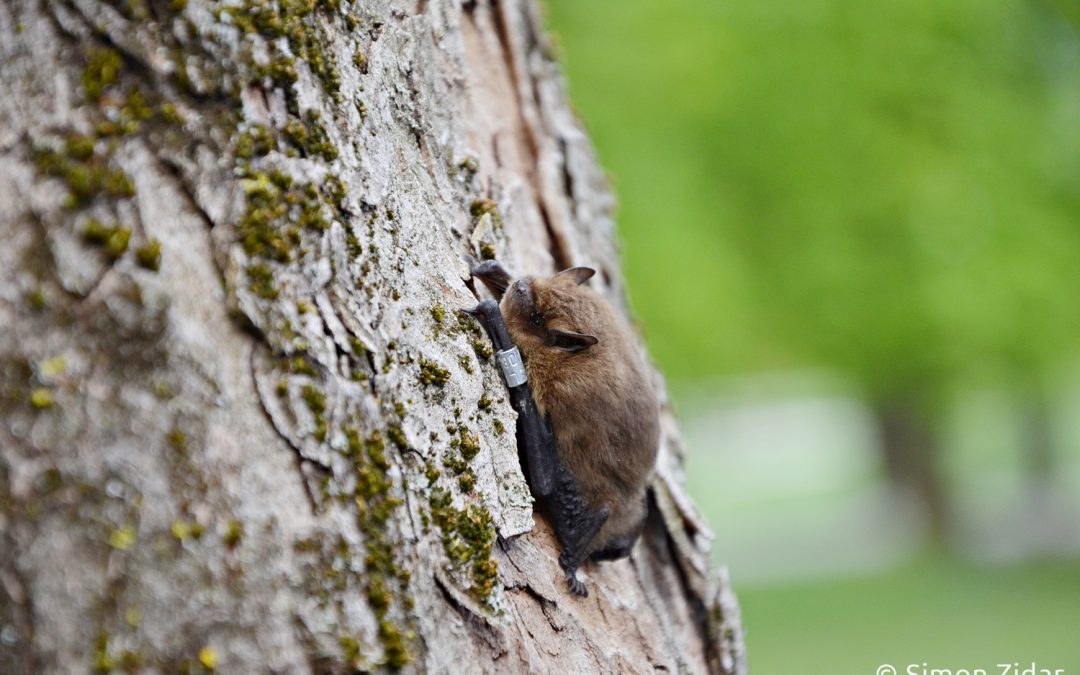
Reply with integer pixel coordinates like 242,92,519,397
545,2,1080,669
545,0,1080,399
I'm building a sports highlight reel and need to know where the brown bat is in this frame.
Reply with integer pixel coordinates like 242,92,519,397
465,260,659,597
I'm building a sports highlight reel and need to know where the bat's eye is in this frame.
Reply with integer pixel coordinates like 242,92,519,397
530,313,543,328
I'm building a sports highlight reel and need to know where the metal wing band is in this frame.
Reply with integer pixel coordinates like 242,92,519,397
495,347,527,387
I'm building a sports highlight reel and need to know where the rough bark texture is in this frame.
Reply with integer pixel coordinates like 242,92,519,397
0,0,747,672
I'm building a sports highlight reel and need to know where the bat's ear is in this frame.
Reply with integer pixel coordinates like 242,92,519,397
548,329,598,352
553,266,595,286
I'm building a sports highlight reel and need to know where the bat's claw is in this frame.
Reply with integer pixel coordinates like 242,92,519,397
565,570,588,598
469,259,501,279
468,260,511,297
459,299,503,339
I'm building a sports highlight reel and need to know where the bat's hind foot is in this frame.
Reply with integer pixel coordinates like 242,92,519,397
564,569,588,597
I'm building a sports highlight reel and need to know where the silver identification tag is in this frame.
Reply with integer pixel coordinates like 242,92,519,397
495,347,527,387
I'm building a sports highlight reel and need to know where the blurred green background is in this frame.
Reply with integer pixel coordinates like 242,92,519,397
544,0,1080,672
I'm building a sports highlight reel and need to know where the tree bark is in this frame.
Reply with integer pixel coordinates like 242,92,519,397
0,0,746,672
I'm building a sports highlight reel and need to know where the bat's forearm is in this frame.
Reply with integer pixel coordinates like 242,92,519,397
463,299,556,497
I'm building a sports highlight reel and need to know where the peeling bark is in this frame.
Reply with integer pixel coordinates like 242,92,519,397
0,0,747,672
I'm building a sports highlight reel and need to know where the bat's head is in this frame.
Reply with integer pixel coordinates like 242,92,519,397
500,266,601,360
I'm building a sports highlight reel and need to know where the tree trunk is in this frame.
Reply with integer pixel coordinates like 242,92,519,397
875,399,949,542
0,0,746,672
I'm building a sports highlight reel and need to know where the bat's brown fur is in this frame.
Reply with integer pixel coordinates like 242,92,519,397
500,267,660,555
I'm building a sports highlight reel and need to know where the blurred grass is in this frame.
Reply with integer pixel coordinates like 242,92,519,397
740,554,1080,674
